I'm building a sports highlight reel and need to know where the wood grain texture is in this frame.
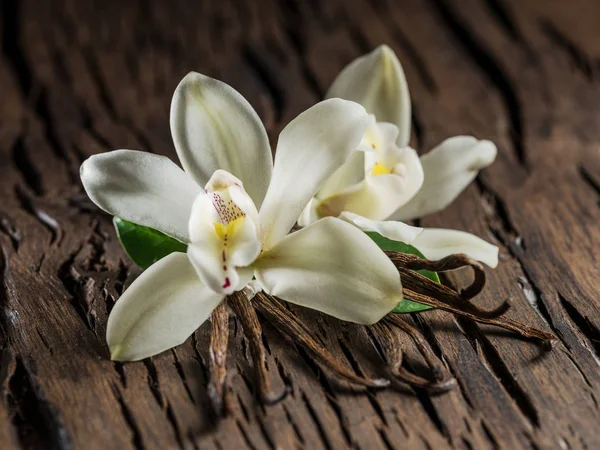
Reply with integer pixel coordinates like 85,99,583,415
0,0,598,448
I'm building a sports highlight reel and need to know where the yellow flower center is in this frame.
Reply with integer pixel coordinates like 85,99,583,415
213,216,244,240
371,162,390,176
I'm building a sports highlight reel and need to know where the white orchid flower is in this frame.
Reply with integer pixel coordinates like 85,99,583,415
299,45,499,268
81,72,410,361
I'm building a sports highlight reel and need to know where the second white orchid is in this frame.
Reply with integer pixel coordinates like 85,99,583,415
299,45,499,269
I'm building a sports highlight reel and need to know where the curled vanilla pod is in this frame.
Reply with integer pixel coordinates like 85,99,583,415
370,317,457,393
387,252,558,349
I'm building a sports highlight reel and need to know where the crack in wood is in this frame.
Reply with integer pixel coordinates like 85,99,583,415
399,313,471,412
34,87,71,164
15,187,62,244
561,347,596,393
74,39,157,155
456,317,541,428
558,293,600,361
411,105,425,151
1,0,33,97
337,336,389,425
578,165,600,206
81,46,119,121
236,418,259,450
300,391,333,450
165,401,185,449
170,348,196,404
276,1,326,99
12,135,45,196
111,384,145,450
365,0,439,94
480,420,500,448
143,359,165,408
482,0,524,44
6,356,73,450
540,21,594,81
113,362,127,388
377,426,397,450
236,392,251,422
477,177,523,249
243,45,286,124
414,388,451,441
190,332,210,382
255,414,277,450
35,328,53,356
0,244,13,351
282,403,305,445
294,344,354,446
274,356,294,394
57,244,101,335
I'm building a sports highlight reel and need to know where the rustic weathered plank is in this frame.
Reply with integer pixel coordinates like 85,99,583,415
0,0,598,449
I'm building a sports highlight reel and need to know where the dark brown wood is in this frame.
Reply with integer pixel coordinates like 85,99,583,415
0,0,598,448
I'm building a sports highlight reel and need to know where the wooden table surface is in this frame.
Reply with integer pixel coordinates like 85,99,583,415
1,0,599,449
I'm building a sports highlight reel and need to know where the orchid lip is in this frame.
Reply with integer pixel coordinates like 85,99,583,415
187,169,263,296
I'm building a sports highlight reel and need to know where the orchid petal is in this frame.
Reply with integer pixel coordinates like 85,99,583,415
317,175,408,220
391,137,497,221
315,147,423,221
80,150,200,243
299,150,366,226
254,217,403,325
170,72,273,207
259,99,369,248
411,228,499,268
327,45,411,146
358,116,399,155
297,198,319,228
338,212,423,244
315,150,366,202
107,253,224,361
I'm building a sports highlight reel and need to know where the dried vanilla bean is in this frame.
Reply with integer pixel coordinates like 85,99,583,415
387,254,557,349
391,252,487,301
228,291,288,404
384,314,456,390
254,292,390,389
402,284,557,349
398,265,510,319
207,302,230,416
370,318,456,393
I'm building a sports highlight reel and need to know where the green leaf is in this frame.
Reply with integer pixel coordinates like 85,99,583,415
365,232,440,313
113,217,188,269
